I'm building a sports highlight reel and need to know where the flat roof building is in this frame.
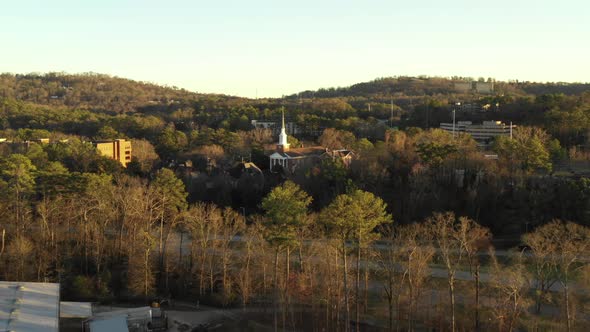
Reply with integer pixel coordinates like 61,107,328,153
440,120,515,145
251,119,302,136
454,81,495,94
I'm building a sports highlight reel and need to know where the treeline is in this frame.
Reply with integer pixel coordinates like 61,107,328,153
3,73,590,150
295,76,472,99
293,76,590,99
2,118,590,237
1,163,590,331
0,72,200,113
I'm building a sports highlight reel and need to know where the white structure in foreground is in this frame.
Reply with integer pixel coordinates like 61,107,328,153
0,281,60,332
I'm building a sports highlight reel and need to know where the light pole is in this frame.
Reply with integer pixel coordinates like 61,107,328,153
453,102,461,139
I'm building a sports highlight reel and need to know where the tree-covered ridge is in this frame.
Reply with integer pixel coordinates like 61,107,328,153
291,76,590,99
3,73,589,119
0,72,194,112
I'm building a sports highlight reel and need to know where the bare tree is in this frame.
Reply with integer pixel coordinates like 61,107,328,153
522,225,559,315
525,220,590,331
128,230,157,299
183,202,222,296
0,229,5,268
489,249,531,332
7,235,33,280
427,212,478,332
378,223,435,332
376,226,400,332
457,216,492,330
402,224,435,331
71,174,115,278
112,175,149,260
218,207,245,306
235,222,261,309
35,195,67,280
130,139,159,173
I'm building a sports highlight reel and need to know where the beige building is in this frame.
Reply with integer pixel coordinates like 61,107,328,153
454,81,494,94
440,120,515,145
251,119,302,135
93,139,132,167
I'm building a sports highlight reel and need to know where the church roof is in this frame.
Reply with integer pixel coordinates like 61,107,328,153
286,147,326,157
271,146,326,159
322,149,355,158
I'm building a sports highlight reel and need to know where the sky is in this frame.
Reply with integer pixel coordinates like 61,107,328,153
1,0,589,98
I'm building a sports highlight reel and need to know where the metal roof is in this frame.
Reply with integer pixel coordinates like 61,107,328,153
60,301,92,318
88,316,129,332
0,282,60,332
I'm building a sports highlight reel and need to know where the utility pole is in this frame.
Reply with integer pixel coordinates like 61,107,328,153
453,102,461,139
453,108,455,139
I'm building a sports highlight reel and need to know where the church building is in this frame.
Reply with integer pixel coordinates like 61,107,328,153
269,111,325,172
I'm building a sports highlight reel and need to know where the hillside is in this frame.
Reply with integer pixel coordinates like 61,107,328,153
2,72,590,147
0,72,244,114
290,76,590,99
3,73,589,117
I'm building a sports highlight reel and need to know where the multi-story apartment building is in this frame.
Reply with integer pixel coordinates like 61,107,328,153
93,139,132,167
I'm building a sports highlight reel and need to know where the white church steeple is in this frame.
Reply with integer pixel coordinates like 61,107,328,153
277,109,290,152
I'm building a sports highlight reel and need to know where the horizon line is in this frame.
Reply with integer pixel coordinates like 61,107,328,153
2,70,590,100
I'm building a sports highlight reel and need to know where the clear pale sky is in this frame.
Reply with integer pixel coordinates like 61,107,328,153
1,0,588,98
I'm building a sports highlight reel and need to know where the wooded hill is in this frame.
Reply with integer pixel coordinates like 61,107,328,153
291,76,590,99
2,73,590,114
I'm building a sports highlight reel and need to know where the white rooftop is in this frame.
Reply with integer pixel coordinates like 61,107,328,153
93,306,152,320
60,301,92,318
88,315,129,332
0,281,60,332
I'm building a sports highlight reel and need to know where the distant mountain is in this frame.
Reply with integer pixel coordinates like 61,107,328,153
0,72,245,114
2,73,589,118
289,76,590,99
